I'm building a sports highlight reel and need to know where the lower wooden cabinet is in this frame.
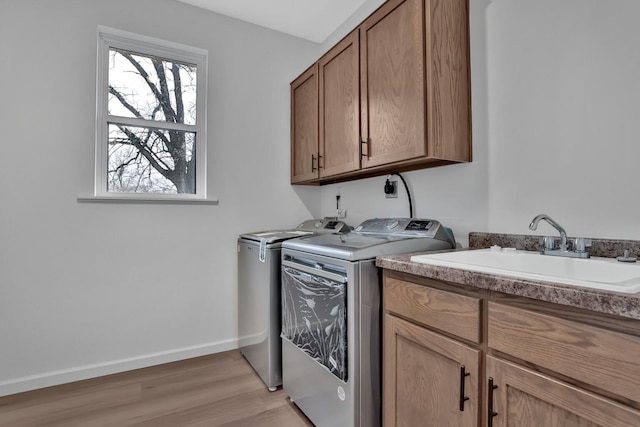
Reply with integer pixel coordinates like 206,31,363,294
383,277,481,426
488,302,640,403
383,314,480,427
486,356,640,427
382,271,640,427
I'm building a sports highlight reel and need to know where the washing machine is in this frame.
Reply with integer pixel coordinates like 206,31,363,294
280,218,456,426
237,219,351,390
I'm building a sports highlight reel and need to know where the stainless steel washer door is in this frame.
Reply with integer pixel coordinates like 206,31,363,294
281,258,348,381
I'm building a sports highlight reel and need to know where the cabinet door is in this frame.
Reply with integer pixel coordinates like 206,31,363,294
290,65,319,183
486,356,640,427
488,302,640,404
360,0,426,169
318,30,361,178
384,314,480,427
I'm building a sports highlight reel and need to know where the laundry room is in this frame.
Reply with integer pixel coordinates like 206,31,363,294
2,0,640,425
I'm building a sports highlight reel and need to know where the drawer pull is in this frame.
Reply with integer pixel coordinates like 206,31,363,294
459,365,470,411
488,377,498,426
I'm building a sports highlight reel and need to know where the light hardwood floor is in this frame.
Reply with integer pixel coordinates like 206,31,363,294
0,350,313,426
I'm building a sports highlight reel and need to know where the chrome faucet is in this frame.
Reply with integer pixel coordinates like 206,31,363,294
528,214,590,258
529,214,568,250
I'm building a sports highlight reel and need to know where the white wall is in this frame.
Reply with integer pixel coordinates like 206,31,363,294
485,0,640,240
319,0,387,49
0,0,321,396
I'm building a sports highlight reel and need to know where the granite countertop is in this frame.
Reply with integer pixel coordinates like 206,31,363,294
376,233,640,320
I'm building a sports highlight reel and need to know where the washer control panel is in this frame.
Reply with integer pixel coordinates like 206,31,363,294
298,219,351,233
405,220,434,231
355,218,436,237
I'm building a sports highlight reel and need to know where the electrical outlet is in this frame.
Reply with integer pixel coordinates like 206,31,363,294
385,180,398,198
337,209,347,218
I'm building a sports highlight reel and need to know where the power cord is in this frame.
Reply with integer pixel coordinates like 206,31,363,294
385,172,413,218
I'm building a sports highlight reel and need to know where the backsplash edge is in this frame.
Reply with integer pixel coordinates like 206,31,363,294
469,233,640,259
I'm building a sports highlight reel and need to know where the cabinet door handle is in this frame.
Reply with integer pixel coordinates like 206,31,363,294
459,366,470,411
360,137,368,159
488,377,498,427
311,154,317,172
318,153,323,169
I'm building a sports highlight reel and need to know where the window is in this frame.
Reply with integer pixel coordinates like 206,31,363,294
95,27,208,199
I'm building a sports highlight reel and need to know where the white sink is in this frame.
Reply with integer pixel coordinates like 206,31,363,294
410,249,640,294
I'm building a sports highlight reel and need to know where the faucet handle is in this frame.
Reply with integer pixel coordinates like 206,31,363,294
573,237,592,253
543,236,556,250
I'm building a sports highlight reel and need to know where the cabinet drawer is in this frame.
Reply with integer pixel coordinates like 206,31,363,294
384,278,481,343
488,302,640,403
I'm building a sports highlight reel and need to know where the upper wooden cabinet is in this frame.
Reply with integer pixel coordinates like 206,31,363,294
290,65,319,183
290,0,471,185
360,0,426,168
319,30,361,178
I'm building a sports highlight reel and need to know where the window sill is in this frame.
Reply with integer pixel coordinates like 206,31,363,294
77,195,219,205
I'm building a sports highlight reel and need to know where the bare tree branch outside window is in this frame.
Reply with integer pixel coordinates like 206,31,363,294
107,48,197,194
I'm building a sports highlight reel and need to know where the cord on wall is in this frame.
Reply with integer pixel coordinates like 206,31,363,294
385,172,413,218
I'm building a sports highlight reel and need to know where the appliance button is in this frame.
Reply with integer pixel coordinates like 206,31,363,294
387,220,399,230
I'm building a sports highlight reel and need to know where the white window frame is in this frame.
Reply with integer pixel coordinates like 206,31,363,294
94,26,208,201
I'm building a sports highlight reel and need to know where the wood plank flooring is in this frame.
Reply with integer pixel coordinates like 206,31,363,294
0,350,313,426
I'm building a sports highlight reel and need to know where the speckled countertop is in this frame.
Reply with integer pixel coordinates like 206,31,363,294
376,233,640,320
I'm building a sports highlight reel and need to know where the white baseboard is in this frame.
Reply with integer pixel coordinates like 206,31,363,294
0,339,239,397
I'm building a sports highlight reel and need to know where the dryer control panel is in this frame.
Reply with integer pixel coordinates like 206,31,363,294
354,218,455,246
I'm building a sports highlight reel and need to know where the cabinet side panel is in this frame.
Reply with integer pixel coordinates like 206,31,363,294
427,0,471,161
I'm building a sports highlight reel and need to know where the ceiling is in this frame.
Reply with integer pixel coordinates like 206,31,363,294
175,0,369,43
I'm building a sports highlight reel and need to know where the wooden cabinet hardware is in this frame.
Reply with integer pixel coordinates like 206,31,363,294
459,365,470,411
